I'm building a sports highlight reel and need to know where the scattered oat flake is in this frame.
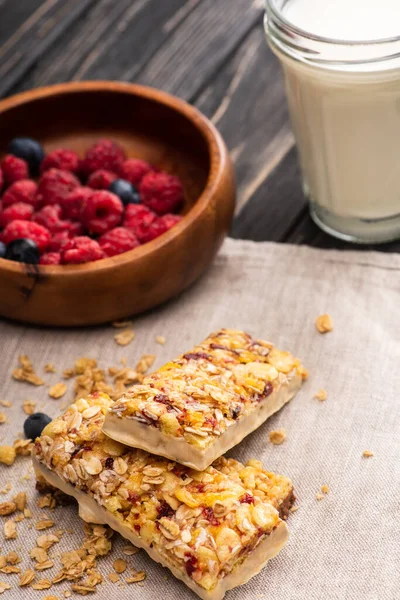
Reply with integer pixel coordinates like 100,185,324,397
4,520,16,539
315,313,333,333
43,596,59,600
1,482,12,495
136,354,156,374
0,401,11,408
112,320,132,328
0,413,7,424
0,566,20,574
23,400,37,415
6,551,21,565
13,492,27,512
0,501,16,516
20,568,36,586
14,438,33,455
0,582,11,594
64,592,71,598
314,389,327,401
156,335,166,345
316,493,325,501
363,450,374,458
113,559,127,574
24,508,32,518
44,363,56,373
108,573,120,583
49,383,67,399
114,329,135,346
35,560,54,571
125,570,146,584
13,355,44,386
36,519,55,530
321,484,329,494
269,428,286,445
32,579,52,590
0,445,16,465
71,584,96,594
122,544,139,556
289,506,299,513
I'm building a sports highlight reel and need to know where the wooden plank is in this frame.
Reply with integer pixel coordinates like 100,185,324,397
0,0,44,48
136,0,264,100
195,26,294,216
13,0,196,93
0,0,97,98
231,146,306,241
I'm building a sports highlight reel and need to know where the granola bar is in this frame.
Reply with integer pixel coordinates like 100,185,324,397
33,393,294,600
103,329,307,470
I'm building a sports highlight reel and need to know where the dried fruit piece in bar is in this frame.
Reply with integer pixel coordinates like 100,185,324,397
104,329,307,470
32,393,295,600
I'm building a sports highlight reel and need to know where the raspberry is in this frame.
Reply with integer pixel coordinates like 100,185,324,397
83,139,126,175
87,170,117,190
123,204,156,242
38,168,80,206
141,214,182,243
33,204,72,234
61,236,104,264
2,220,51,252
48,230,72,252
98,227,140,257
62,186,91,220
2,180,40,209
119,159,152,186
81,190,123,235
40,148,81,175
140,172,184,215
1,155,29,184
40,252,61,265
0,202,34,227
0,168,3,193
68,221,84,237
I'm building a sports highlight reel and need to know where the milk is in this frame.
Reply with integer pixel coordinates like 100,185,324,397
283,0,400,41
265,0,400,242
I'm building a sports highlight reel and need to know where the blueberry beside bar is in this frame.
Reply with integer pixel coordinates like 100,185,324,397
103,329,307,470
32,393,295,600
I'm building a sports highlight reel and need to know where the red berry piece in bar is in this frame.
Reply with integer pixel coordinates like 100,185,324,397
81,190,123,235
99,227,140,257
0,202,34,227
40,148,81,175
140,171,184,215
38,168,80,206
61,236,104,264
2,220,51,252
141,214,182,243
119,159,152,186
2,180,39,209
33,204,72,234
83,139,126,175
40,252,61,265
62,186,91,220
1,155,29,184
87,169,117,190
123,204,156,242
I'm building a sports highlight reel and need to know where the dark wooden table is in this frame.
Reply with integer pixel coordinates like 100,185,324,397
1,0,398,252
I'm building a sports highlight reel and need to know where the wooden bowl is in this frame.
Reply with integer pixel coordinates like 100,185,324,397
0,82,235,326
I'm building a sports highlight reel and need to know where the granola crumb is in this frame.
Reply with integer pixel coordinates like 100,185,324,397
113,559,127,574
36,519,55,531
0,446,16,466
125,570,146,584
122,545,139,556
0,501,16,516
0,482,12,495
315,313,333,334
269,428,286,445
108,573,120,583
0,413,7,424
64,592,71,598
12,355,44,386
4,520,16,539
289,506,299,513
13,492,27,512
14,438,33,456
49,383,68,400
114,330,135,346
32,579,52,590
0,581,11,594
23,400,37,415
314,389,327,402
156,335,166,345
316,493,325,501
136,354,156,374
0,401,11,408
363,450,374,458
44,364,56,374
321,484,329,494
43,596,59,600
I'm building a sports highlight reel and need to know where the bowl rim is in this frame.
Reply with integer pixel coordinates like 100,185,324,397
0,80,230,277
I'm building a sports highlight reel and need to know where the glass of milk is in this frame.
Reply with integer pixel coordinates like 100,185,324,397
264,0,400,243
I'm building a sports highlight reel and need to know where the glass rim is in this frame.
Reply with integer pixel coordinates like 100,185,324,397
265,0,400,70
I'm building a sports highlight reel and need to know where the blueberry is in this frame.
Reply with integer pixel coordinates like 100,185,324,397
8,137,45,176
109,179,140,206
0,242,6,259
24,412,52,439
5,238,40,264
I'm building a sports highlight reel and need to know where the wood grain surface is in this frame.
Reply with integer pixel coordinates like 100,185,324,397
0,0,399,252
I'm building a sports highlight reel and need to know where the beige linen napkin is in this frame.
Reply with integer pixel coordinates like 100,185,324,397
0,239,399,600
